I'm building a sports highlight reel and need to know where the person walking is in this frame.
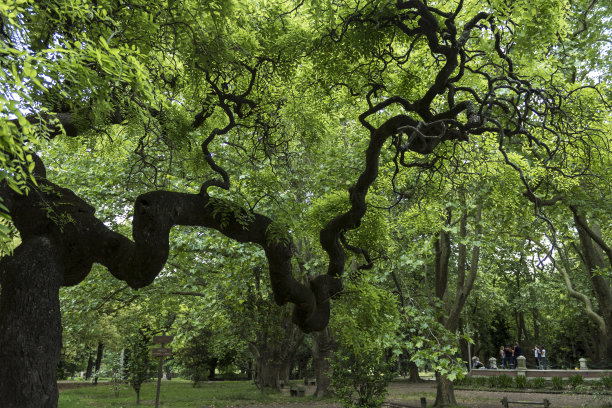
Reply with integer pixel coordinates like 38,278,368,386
534,345,541,369
540,346,547,370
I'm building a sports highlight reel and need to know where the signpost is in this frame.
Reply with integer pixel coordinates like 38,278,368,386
152,335,174,408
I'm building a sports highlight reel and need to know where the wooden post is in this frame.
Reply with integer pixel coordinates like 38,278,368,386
155,355,164,408
420,396,427,408
152,335,174,408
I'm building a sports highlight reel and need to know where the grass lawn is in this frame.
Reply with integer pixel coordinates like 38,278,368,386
59,379,328,407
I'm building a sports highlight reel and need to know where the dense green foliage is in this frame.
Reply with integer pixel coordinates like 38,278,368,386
0,0,611,406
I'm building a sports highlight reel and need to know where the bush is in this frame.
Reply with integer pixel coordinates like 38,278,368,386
531,377,546,389
551,376,564,390
473,376,487,387
487,376,499,388
568,374,584,388
489,375,513,389
455,375,473,386
514,375,528,389
330,348,395,408
601,376,612,389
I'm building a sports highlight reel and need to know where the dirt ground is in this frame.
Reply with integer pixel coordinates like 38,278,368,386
384,381,612,408
268,381,612,408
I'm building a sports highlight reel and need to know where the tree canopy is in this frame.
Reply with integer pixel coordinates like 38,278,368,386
0,0,610,406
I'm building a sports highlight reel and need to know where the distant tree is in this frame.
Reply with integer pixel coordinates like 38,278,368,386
125,328,155,405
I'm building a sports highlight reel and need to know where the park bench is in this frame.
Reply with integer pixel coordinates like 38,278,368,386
501,397,551,408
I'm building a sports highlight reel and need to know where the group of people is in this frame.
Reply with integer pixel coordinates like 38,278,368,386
497,342,547,369
499,342,521,369
534,345,547,370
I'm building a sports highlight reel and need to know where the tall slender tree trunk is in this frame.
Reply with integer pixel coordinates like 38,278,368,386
573,211,612,364
93,342,104,385
432,205,482,406
0,237,63,408
85,352,94,380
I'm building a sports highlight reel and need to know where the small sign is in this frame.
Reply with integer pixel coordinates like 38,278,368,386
152,348,173,357
153,335,174,344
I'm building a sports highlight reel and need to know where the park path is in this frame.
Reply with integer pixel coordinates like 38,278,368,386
387,381,612,408
265,381,612,408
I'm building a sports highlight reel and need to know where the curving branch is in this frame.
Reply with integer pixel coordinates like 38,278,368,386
552,253,607,335
1,166,334,331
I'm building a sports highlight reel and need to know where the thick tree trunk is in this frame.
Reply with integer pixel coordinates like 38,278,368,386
279,360,292,385
208,358,217,380
434,372,457,407
0,237,63,408
313,328,334,397
408,360,421,383
258,359,281,389
93,342,104,385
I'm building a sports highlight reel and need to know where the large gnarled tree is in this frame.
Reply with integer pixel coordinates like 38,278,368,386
0,0,603,407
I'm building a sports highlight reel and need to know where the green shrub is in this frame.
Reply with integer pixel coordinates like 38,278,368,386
515,375,528,389
474,376,487,387
568,374,584,388
601,375,612,389
531,377,546,389
330,348,395,408
551,376,564,390
455,375,473,386
489,375,513,388
487,376,498,388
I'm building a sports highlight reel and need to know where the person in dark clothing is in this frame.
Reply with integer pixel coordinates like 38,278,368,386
513,342,521,368
504,346,513,368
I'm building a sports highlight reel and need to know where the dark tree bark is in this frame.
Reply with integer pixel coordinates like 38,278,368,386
93,342,104,385
0,237,63,408
208,358,217,380
407,360,421,383
85,352,94,380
